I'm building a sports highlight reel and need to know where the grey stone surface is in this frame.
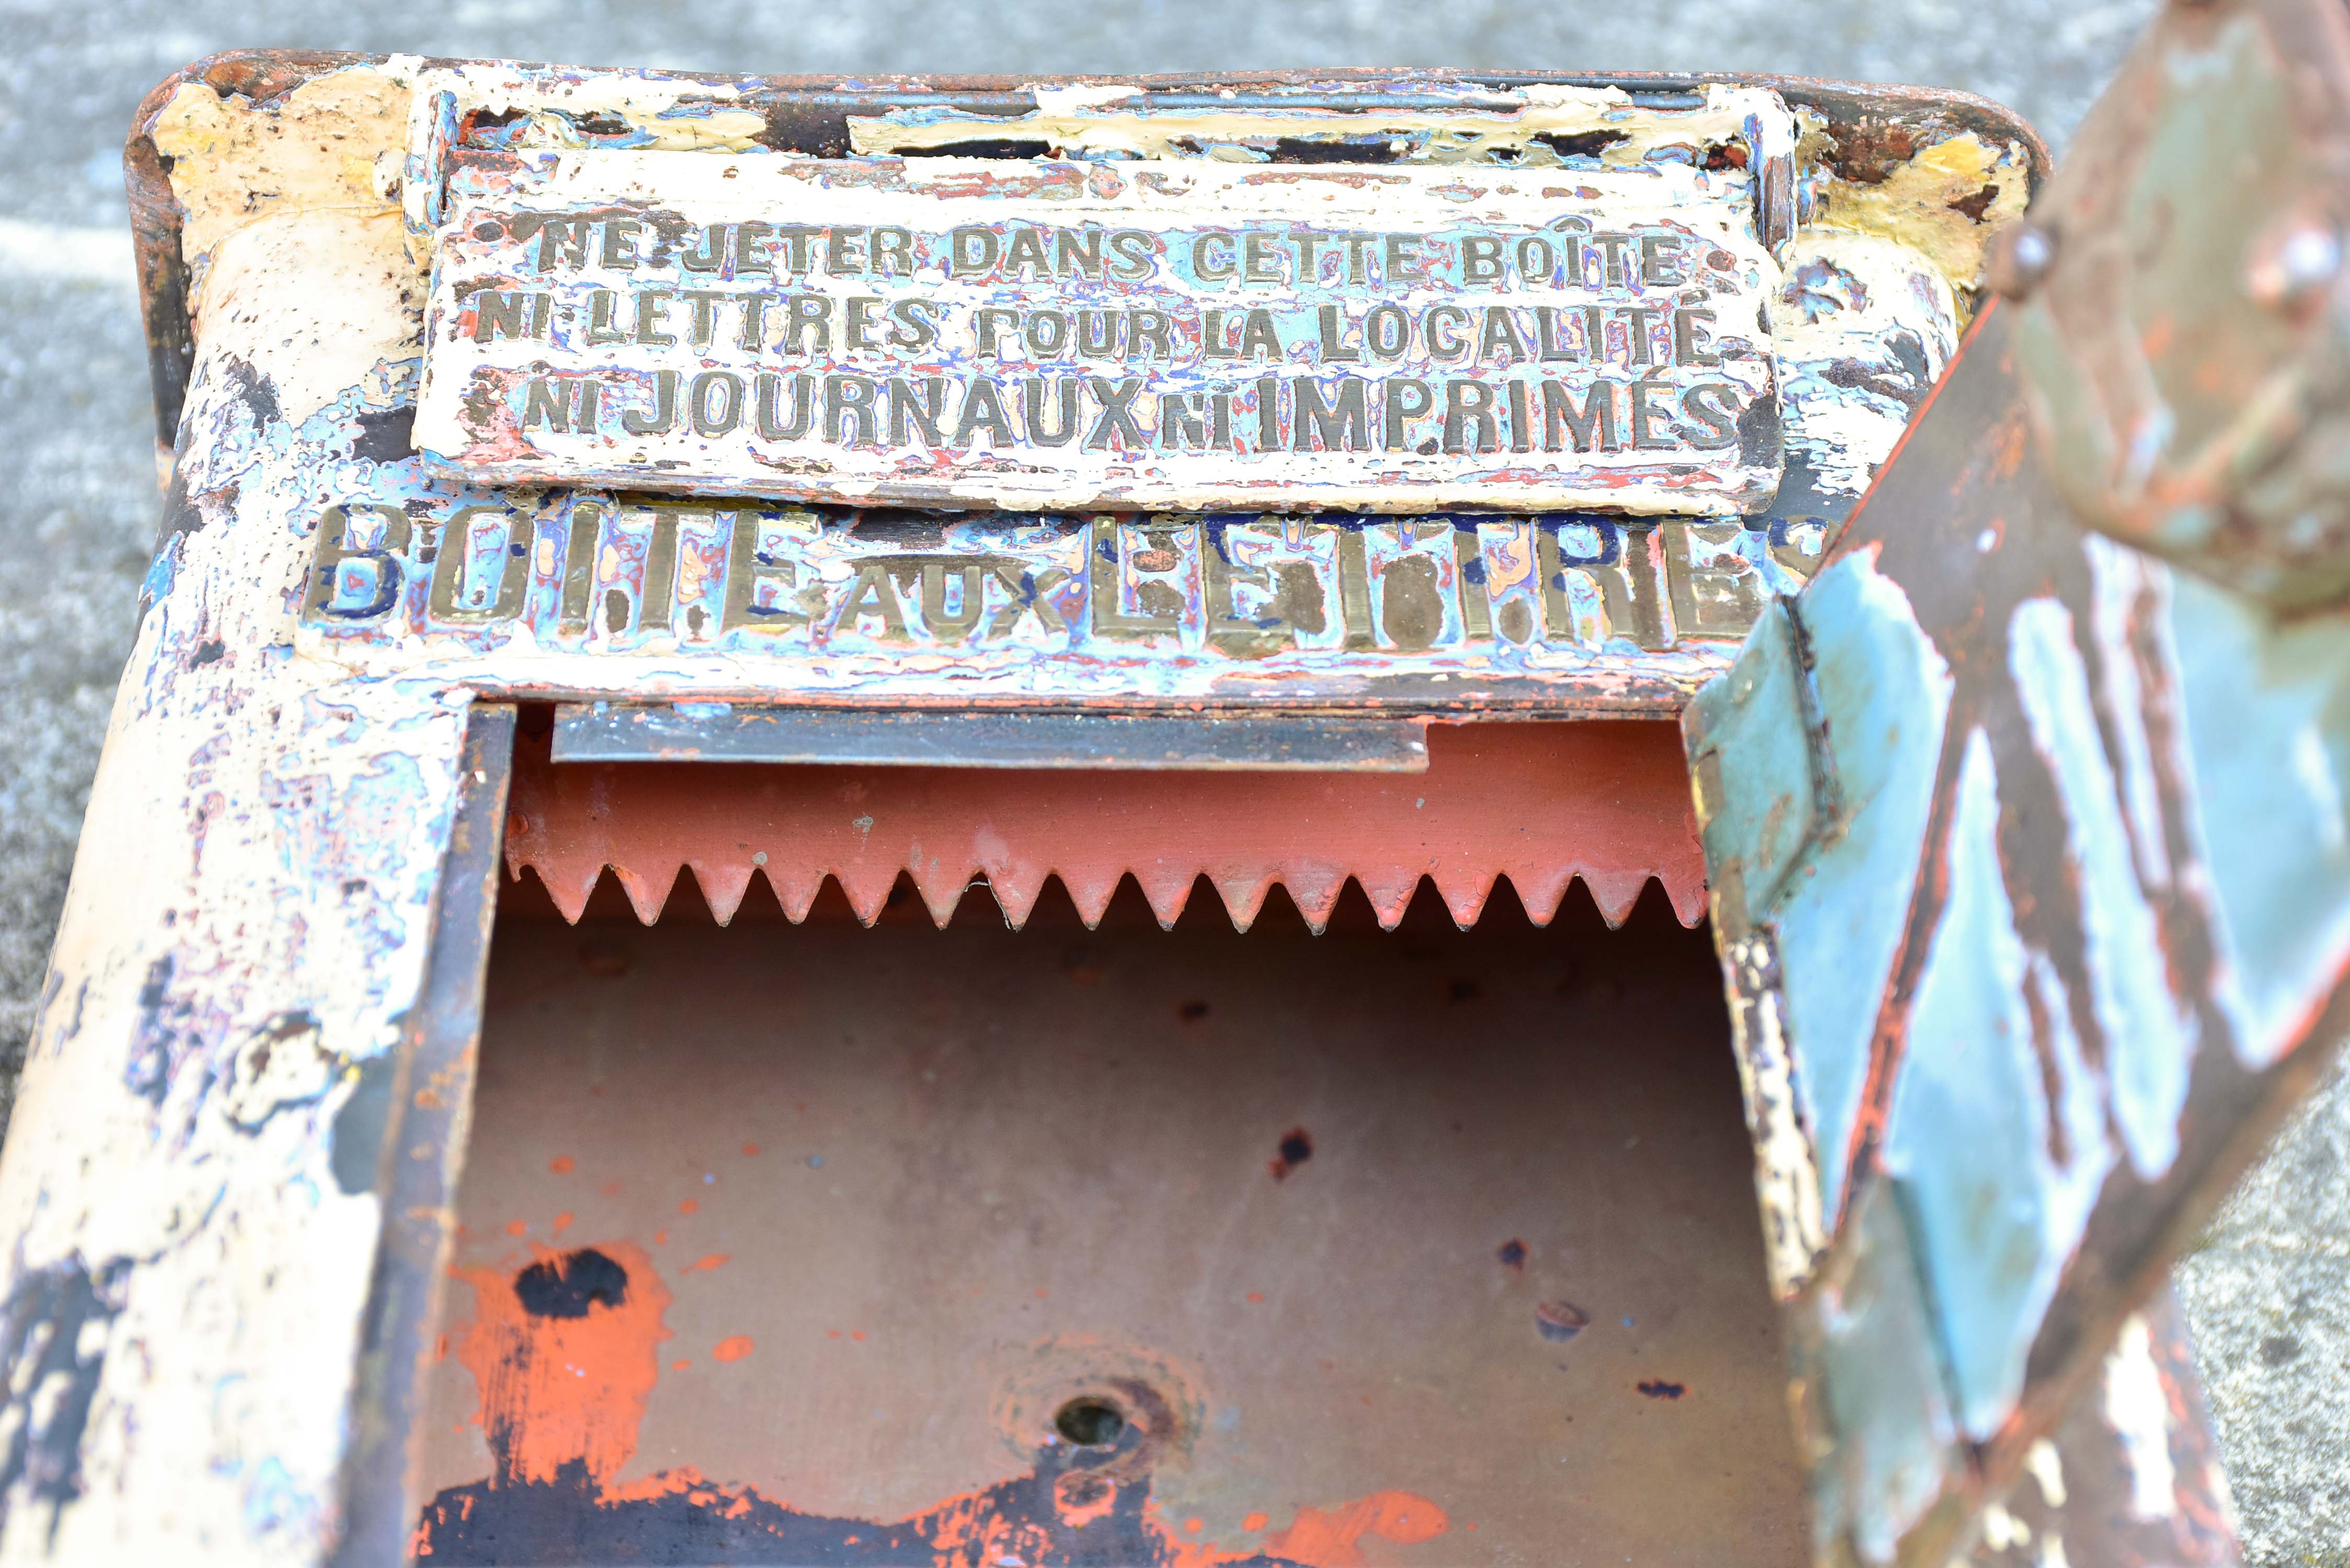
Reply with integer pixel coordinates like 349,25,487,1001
2179,1054,2350,1568
3,2,2344,1564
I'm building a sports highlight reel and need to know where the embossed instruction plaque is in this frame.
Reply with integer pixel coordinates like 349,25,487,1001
414,152,1783,514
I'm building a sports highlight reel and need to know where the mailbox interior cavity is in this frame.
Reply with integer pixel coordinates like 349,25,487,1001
412,729,1809,1567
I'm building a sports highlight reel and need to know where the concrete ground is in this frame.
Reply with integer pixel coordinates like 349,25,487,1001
0,0,2341,1561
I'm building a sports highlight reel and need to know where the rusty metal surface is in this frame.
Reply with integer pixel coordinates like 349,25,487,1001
505,717,1704,931
550,705,1436,771
413,886,1808,1566
1685,298,2350,1564
330,702,514,1568
1963,1287,2240,1568
2005,0,2350,612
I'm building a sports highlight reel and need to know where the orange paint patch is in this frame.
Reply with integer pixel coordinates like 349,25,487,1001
1263,1491,1449,1568
1185,1517,1204,1534
653,1229,668,1246
741,1143,760,1156
678,1199,700,1215
552,1212,574,1235
600,1179,623,1197
671,1359,691,1371
1242,1513,1268,1533
850,1330,865,1342
549,1156,575,1174
604,1465,712,1506
1246,1293,1265,1304
681,1254,731,1274
1033,1287,1050,1299
504,1220,527,1237
452,1242,672,1489
712,1335,755,1363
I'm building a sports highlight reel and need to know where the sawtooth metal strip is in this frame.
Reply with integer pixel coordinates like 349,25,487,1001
505,718,1704,932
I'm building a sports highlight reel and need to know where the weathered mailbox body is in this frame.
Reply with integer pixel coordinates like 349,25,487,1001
2,6,2345,1563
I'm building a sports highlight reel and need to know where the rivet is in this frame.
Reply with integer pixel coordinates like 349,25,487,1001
2247,220,2343,312
1986,221,2060,301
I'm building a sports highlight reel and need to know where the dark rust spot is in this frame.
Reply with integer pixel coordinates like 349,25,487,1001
1270,136,1400,165
900,138,1054,160
1533,130,1630,160
1535,1301,1588,1342
1637,1379,1686,1399
514,1249,629,1319
1269,1127,1314,1180
1946,182,2000,223
1379,555,1445,651
1497,1239,1527,1270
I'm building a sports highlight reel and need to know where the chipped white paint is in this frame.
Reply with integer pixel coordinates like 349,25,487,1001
1719,934,1828,1299
847,82,1800,180
1979,1501,2033,1553
198,210,424,424
2084,534,2179,890
1029,83,1147,116
2024,1436,2068,1508
399,62,776,234
1772,228,1958,499
0,336,474,1560
2104,1312,2181,1520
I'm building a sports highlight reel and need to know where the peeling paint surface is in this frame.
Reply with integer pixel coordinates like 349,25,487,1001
151,63,416,290
847,81,1800,176
1772,227,1957,502
1688,284,2348,1562
0,51,2052,1566
0,327,476,1558
1812,131,2030,304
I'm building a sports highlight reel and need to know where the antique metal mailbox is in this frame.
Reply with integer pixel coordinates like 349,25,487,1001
2,14,2341,1565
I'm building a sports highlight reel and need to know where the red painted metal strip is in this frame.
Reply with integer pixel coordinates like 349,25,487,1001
504,718,1704,932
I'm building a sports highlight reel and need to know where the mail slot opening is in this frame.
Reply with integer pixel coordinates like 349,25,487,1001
411,718,1811,1565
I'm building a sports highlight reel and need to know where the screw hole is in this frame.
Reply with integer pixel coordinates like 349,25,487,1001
1054,1398,1126,1447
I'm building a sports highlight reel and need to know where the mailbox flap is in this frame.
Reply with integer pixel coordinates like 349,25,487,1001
1687,3,2350,1558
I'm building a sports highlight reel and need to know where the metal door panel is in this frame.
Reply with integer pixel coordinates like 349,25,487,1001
1689,141,2350,1568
